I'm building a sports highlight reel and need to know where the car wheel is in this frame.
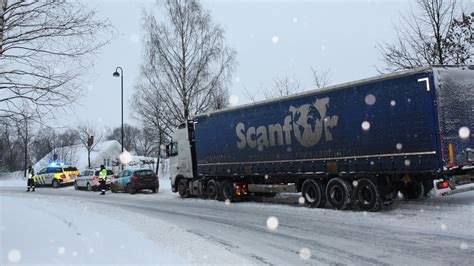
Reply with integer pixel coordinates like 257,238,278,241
52,179,60,189
74,181,79,190
301,179,326,208
87,183,92,192
151,187,158,193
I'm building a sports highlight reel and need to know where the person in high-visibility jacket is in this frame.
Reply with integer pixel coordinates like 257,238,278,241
26,166,35,192
98,165,107,195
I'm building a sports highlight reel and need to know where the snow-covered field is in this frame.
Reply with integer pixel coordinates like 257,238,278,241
1,171,473,265
0,174,252,265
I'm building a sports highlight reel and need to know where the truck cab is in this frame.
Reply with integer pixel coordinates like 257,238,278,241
167,121,196,192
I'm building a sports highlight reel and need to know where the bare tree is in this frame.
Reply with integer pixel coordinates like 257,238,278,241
310,67,332,89
243,75,302,102
136,0,236,132
75,123,103,168
0,1,113,120
378,0,473,72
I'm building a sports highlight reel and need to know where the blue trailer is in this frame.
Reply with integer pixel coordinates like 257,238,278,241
167,66,474,211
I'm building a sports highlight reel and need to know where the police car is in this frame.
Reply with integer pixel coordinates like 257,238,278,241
33,164,79,188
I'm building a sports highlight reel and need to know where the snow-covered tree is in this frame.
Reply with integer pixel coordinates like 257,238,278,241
135,0,236,131
378,0,473,72
0,0,113,120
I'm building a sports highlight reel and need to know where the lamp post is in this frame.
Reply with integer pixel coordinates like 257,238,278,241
113,67,124,169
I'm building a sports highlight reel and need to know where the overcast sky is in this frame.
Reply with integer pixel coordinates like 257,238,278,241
62,0,433,130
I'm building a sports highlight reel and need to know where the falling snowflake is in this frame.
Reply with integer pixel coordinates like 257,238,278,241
299,247,311,260
440,223,447,230
365,94,376,105
72,251,78,257
352,180,358,187
404,159,411,166
370,161,375,165
87,85,94,91
460,243,469,250
458,127,470,139
271,35,280,44
292,17,298,23
120,244,126,249
225,199,231,205
264,174,269,180
361,121,371,131
229,94,239,106
298,197,305,204
266,216,279,230
286,147,292,152
320,44,326,51
89,248,95,254
235,77,241,83
258,146,263,152
390,100,396,106
119,151,132,165
58,247,66,255
396,143,403,150
8,249,21,263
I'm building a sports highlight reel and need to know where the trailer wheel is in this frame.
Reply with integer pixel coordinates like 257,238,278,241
326,178,353,210
178,179,190,198
206,180,219,200
301,179,326,208
401,181,424,200
221,180,234,202
422,180,434,197
354,178,382,211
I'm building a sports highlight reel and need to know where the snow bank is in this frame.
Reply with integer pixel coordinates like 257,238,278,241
0,195,183,265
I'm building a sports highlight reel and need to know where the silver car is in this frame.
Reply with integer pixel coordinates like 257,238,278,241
74,168,116,191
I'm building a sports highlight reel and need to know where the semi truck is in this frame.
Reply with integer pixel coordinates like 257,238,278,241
166,66,474,211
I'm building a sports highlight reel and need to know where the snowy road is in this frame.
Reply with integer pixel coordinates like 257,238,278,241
1,180,474,265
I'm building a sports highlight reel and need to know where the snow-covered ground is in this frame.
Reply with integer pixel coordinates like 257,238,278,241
1,171,473,265
0,175,252,265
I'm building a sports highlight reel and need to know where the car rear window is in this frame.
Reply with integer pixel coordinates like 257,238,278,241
64,167,78,172
134,170,154,177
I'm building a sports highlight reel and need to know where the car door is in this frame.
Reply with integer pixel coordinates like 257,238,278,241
78,170,89,187
114,170,125,190
123,170,132,187
35,168,47,185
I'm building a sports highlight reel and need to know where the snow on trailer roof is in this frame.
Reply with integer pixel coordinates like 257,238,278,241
196,65,471,118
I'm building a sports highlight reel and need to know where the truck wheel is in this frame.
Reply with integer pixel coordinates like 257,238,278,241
422,180,434,197
74,181,79,190
221,181,234,202
354,178,381,211
301,179,326,208
206,180,219,200
326,178,353,210
52,179,60,189
401,181,424,200
178,179,190,198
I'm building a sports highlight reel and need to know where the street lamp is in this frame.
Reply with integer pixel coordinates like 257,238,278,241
113,67,124,169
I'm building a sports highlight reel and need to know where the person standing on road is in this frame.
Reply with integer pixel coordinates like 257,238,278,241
99,165,107,195
26,166,35,192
